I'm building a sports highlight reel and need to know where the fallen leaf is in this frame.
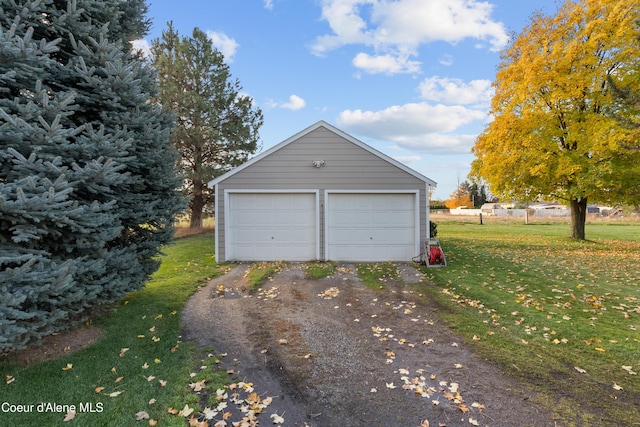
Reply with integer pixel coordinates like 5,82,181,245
115,376,124,383
149,420,157,426
203,407,218,420
458,404,469,413
278,339,288,345
613,382,623,391
574,366,587,374
142,363,149,369
154,358,161,364
109,391,124,397
149,399,156,404
271,413,285,424
63,410,76,422
247,391,261,406
471,402,485,410
469,418,480,426
159,379,167,387
95,387,105,393
386,382,397,389
622,366,637,375
420,420,430,427
136,411,150,421
5,375,15,385
443,391,455,401
167,407,179,415
190,380,206,392
62,363,73,371
120,348,130,357
595,347,606,352
178,404,194,418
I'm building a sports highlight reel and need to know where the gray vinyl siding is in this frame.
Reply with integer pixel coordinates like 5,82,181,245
215,126,431,261
220,128,422,188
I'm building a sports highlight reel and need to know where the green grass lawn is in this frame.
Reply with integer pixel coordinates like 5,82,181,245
0,233,223,426
3,222,639,426
419,220,640,426
245,261,286,292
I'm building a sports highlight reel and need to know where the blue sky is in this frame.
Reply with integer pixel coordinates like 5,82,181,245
136,0,559,199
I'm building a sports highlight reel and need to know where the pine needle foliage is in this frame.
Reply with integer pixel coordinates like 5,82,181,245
0,0,184,351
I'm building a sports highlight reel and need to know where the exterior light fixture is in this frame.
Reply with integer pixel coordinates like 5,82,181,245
312,160,325,168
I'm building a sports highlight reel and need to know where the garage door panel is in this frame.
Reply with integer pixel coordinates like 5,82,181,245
327,193,417,262
328,227,414,243
229,193,317,261
329,244,412,261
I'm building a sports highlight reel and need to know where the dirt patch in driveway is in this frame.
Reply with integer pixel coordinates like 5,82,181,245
182,263,553,427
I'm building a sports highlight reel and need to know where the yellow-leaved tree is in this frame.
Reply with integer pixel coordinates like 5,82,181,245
471,0,640,239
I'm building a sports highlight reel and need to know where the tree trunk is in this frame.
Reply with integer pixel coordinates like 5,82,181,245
190,178,205,229
569,198,587,240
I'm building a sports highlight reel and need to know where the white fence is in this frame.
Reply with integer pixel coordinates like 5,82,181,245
448,208,570,217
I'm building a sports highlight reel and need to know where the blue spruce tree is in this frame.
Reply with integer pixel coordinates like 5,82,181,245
0,0,184,351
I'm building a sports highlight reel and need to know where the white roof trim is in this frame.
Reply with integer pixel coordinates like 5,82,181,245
208,120,437,188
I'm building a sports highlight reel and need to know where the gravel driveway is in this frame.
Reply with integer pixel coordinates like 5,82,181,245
181,263,553,427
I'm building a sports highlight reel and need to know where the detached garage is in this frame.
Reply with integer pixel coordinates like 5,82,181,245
208,121,437,262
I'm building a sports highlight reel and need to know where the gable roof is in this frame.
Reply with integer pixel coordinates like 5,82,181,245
208,120,437,188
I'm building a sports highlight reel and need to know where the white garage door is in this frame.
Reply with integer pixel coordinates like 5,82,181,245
327,193,417,262
228,193,317,261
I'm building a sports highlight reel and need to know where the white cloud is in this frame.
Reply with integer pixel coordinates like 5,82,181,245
312,0,508,74
264,0,274,10
371,0,508,51
338,102,485,135
439,54,453,66
336,102,486,154
131,39,151,58
206,30,239,62
352,52,420,75
268,94,306,111
418,76,493,105
311,0,371,56
393,133,479,154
